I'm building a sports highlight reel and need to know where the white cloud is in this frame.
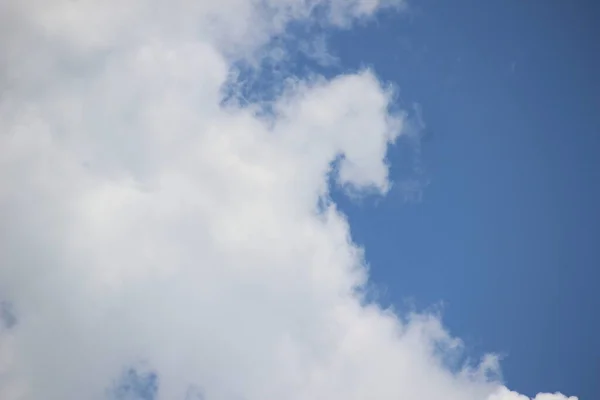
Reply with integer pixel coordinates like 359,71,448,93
488,388,578,400
0,1,576,400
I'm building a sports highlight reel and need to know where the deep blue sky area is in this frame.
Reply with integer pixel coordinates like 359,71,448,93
327,1,599,398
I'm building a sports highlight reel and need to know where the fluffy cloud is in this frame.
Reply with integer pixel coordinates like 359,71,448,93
488,388,578,400
0,1,576,400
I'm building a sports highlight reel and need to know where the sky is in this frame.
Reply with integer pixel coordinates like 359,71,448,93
0,1,595,400
325,1,600,398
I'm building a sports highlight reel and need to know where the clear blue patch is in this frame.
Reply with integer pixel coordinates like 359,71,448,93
220,9,354,116
112,368,159,400
0,301,17,329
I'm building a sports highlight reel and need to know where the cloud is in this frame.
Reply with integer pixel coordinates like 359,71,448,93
0,1,576,400
488,388,578,400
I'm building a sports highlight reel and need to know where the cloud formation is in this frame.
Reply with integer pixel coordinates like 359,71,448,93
0,1,577,400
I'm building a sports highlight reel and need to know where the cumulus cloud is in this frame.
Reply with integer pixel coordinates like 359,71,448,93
0,1,576,400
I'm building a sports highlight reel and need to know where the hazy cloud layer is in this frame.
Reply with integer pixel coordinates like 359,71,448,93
0,1,576,400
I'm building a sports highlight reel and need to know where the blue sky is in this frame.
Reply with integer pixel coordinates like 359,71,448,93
0,1,595,399
326,1,599,398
